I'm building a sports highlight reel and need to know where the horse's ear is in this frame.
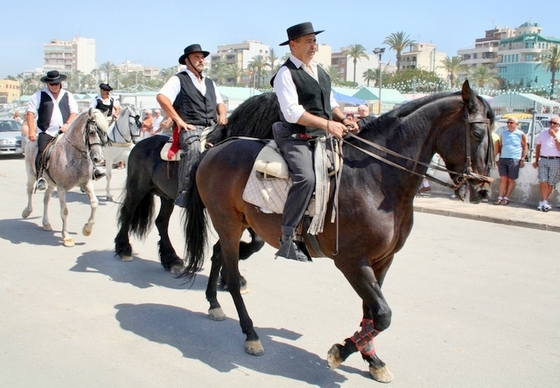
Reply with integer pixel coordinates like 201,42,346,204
461,79,477,110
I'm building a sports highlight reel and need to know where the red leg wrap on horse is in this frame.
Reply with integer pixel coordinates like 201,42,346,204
350,319,379,356
167,128,181,159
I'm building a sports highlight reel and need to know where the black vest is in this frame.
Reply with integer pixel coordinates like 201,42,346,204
272,59,332,136
173,72,217,126
37,91,70,132
95,96,113,117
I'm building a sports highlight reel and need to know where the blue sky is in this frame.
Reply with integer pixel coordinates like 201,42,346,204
2,0,558,78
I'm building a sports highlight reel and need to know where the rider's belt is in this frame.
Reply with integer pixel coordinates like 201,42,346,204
540,156,560,159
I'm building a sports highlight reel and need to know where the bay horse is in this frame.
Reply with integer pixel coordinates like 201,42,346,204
181,81,494,382
102,105,142,201
22,108,109,247
114,93,279,274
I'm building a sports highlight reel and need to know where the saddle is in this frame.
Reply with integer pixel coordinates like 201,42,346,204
242,138,342,235
40,134,64,172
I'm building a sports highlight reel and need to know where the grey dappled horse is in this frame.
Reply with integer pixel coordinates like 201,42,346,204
22,108,109,247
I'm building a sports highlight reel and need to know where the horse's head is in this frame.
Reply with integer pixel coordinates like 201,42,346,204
120,105,142,144
435,80,495,203
86,108,110,163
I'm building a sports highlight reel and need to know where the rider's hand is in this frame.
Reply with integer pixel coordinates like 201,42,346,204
217,114,228,126
326,120,345,139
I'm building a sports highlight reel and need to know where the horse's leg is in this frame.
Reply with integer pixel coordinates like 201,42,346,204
81,180,99,237
22,170,35,219
55,187,74,247
219,223,263,355
206,241,226,321
22,154,37,219
327,259,393,383
155,197,184,273
219,227,264,292
104,151,114,201
41,185,54,232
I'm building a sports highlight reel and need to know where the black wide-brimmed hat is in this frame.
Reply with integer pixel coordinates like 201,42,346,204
99,83,113,91
178,44,210,64
40,70,67,84
280,22,324,46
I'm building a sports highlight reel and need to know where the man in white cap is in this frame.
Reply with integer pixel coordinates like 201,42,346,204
140,108,153,139
26,70,79,191
151,109,163,135
157,43,228,207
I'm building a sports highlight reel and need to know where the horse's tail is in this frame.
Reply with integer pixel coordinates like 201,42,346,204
180,156,208,280
116,161,156,240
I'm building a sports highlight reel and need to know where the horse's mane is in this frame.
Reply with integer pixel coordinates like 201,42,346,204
207,93,279,144
359,89,494,138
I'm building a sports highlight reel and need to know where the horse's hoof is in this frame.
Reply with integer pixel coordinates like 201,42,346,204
369,365,394,383
22,208,31,218
169,262,186,275
245,339,264,356
327,344,343,370
120,254,133,262
63,237,75,247
43,223,52,231
208,307,226,321
82,224,93,236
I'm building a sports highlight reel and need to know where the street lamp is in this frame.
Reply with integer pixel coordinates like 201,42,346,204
373,47,385,114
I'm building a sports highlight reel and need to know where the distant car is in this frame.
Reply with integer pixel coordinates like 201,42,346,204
0,119,23,156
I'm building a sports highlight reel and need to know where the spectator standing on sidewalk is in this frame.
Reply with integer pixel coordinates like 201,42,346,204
494,117,528,205
532,116,560,211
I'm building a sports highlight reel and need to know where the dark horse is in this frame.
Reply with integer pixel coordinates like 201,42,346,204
114,93,280,273
181,81,494,382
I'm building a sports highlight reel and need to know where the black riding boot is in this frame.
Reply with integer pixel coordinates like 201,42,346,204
276,234,310,262
175,154,190,208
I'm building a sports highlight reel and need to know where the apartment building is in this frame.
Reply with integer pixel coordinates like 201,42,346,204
457,22,560,90
43,37,97,75
400,43,448,79
496,22,560,89
0,79,20,103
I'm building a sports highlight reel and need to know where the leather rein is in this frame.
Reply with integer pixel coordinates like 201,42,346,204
342,106,493,191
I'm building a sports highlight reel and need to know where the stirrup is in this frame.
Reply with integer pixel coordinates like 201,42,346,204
275,236,311,262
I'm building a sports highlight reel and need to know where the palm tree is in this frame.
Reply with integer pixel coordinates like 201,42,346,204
325,65,341,83
362,68,377,87
98,61,117,84
468,65,499,89
537,46,560,97
383,31,416,72
343,44,369,83
439,56,468,88
267,48,279,75
227,64,244,86
247,55,267,88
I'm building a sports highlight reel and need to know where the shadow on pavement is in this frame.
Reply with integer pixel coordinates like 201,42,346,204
115,303,361,386
0,217,70,247
70,249,207,291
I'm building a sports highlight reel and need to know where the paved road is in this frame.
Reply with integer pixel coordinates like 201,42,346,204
1,156,559,387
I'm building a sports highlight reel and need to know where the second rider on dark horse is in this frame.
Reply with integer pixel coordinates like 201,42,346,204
156,43,228,208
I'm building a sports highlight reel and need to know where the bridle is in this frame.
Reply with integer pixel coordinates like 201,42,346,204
85,116,109,150
342,104,493,191
107,108,142,144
